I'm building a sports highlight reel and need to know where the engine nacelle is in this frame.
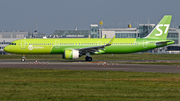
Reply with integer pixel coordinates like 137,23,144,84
62,49,79,59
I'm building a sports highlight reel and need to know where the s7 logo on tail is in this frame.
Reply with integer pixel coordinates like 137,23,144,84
155,24,170,36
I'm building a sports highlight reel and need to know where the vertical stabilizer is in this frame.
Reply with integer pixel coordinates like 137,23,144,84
144,15,172,39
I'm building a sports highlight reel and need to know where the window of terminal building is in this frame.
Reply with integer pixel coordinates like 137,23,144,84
115,33,136,38
5,42,10,44
167,33,178,44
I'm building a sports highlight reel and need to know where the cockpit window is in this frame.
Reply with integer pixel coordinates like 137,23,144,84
9,43,16,45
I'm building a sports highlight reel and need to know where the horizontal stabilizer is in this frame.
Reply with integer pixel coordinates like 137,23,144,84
155,41,174,45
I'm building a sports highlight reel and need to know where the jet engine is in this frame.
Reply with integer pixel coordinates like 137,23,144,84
62,49,79,59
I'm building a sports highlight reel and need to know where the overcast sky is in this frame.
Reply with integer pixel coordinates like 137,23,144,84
0,0,179,35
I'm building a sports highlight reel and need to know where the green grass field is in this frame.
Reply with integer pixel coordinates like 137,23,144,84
1,54,180,100
1,54,180,60
0,68,180,101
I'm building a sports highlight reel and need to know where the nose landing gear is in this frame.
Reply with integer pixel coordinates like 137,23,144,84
21,55,25,62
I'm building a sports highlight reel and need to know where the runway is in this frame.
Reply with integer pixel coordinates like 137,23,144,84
0,61,180,73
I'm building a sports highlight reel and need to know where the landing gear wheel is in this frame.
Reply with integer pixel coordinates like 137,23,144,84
85,56,92,62
21,58,25,62
21,54,25,62
85,56,88,61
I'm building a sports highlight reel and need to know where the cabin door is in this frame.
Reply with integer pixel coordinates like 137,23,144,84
21,40,26,49
97,41,102,45
55,40,60,48
143,40,147,48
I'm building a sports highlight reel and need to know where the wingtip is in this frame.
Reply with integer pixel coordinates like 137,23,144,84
108,36,116,45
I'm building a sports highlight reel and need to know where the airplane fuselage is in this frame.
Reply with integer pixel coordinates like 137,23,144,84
4,38,174,54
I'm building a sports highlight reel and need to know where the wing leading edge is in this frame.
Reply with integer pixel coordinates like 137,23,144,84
78,36,116,54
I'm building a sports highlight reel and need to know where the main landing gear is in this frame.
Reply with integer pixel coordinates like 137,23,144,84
21,55,25,62
85,56,92,62
85,52,92,62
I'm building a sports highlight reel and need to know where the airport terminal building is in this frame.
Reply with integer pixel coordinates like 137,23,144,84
53,30,90,38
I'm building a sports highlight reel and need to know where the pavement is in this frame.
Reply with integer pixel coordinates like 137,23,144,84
0,60,180,73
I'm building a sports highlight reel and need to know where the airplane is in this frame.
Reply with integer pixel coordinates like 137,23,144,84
4,15,174,62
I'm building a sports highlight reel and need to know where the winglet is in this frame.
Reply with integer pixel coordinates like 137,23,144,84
102,35,106,38
106,36,115,46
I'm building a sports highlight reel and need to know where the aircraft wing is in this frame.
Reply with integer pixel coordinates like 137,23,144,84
78,36,115,54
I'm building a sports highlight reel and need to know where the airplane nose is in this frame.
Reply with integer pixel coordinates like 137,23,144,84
4,47,7,52
4,46,8,52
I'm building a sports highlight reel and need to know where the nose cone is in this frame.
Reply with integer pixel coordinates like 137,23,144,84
4,46,7,52
4,46,9,52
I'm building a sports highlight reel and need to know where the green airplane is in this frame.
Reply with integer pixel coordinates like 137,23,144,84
4,15,174,62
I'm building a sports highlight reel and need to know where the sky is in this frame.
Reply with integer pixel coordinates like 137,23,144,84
0,0,179,35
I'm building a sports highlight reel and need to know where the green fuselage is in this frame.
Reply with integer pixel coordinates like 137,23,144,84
4,38,174,54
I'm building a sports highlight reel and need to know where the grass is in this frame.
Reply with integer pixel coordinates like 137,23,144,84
1,54,180,60
0,68,180,100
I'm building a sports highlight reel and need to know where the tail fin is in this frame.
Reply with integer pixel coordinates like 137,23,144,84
145,15,172,39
